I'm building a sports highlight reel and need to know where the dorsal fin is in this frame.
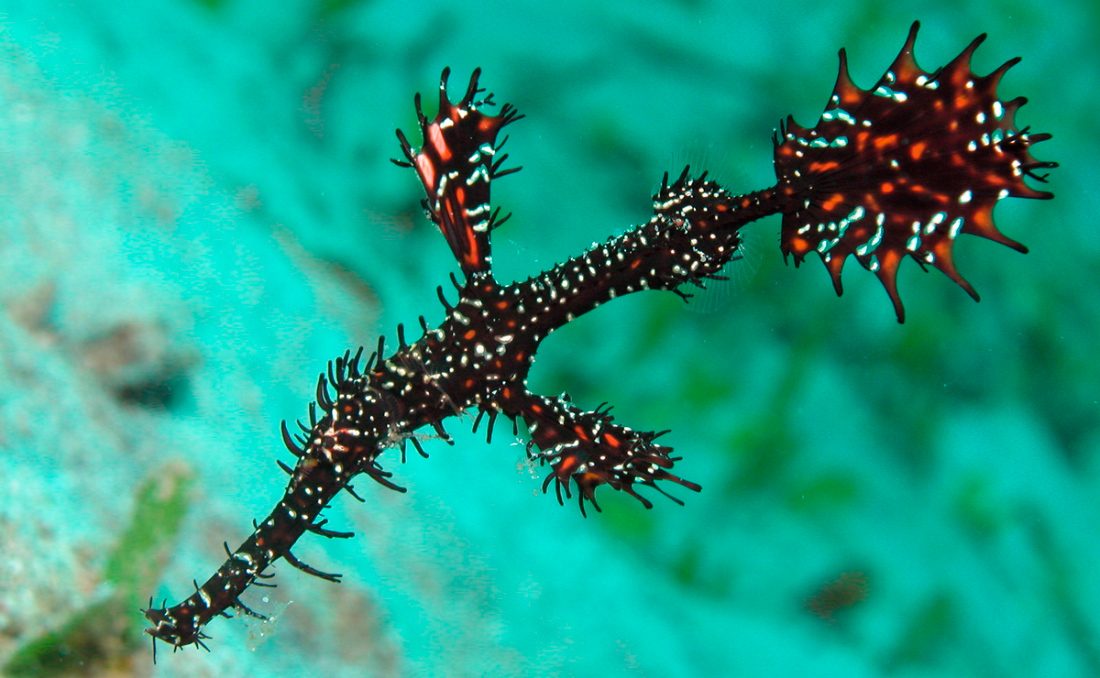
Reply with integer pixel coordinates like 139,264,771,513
395,68,523,276
773,21,1056,321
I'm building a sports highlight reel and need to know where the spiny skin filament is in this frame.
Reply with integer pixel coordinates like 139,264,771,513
143,23,1053,653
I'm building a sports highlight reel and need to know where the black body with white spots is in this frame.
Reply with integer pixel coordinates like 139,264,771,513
144,24,1053,652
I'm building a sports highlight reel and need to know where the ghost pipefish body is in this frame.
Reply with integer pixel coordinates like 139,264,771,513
143,22,1055,652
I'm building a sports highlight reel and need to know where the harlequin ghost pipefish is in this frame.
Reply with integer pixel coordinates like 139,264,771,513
144,22,1055,652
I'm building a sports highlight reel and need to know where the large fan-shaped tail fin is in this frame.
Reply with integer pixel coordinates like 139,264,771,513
773,21,1056,321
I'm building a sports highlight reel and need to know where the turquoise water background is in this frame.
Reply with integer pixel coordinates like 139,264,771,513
2,0,1097,676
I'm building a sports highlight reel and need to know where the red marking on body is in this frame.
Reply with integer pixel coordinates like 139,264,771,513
822,193,844,211
415,154,436,192
558,454,579,475
809,161,840,173
464,240,480,268
909,141,927,160
874,133,898,150
428,124,452,160
578,471,601,489
880,249,901,274
443,198,458,225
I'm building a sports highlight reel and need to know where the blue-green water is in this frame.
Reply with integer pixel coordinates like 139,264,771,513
1,1,1096,676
